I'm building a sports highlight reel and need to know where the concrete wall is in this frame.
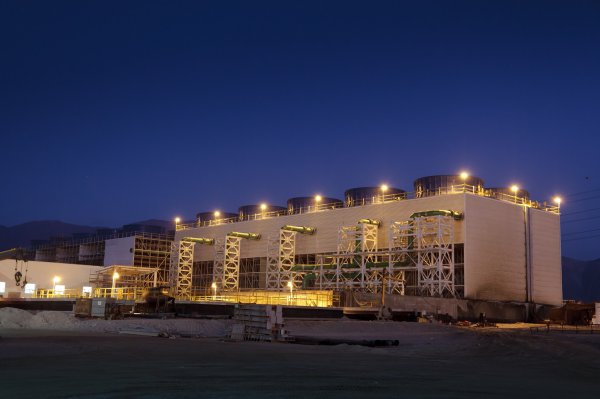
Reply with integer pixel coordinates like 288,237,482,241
103,236,135,266
529,209,562,305
463,196,562,305
464,195,527,302
0,260,102,297
179,194,465,261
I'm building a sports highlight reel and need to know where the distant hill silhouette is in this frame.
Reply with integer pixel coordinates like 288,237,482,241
0,219,172,250
0,221,104,249
562,256,600,302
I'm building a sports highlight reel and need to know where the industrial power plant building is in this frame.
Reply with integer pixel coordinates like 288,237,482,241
172,174,562,307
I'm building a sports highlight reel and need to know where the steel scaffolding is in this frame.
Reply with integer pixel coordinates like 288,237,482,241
266,229,297,290
223,235,242,291
213,238,225,290
389,215,455,297
335,221,379,290
169,240,194,299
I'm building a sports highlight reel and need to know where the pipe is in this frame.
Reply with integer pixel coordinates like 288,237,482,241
357,219,381,226
281,225,316,235
228,232,261,240
409,210,463,220
181,237,215,245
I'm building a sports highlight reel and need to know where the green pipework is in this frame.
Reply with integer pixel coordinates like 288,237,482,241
292,263,336,271
358,218,381,226
365,261,390,269
182,237,215,245
302,273,316,289
281,225,316,235
409,210,463,220
228,232,261,240
292,264,318,271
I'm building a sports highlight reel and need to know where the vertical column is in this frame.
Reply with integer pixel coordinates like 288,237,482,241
178,241,194,299
279,230,297,288
213,239,225,290
223,235,242,291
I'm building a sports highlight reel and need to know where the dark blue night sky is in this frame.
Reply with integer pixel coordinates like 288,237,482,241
1,1,599,259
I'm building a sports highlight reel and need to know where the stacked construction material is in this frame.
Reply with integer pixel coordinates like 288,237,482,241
231,304,286,341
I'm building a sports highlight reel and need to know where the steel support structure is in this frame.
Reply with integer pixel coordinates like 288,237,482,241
168,240,194,299
222,235,242,291
266,229,297,290
389,215,455,297
330,221,380,292
213,239,225,290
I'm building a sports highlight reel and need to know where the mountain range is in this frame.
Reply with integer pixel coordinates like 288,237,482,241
0,219,172,249
0,221,598,302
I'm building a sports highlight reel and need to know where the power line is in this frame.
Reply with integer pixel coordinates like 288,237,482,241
564,187,600,198
561,214,600,224
563,228,600,237
566,195,600,204
562,234,600,243
561,206,600,217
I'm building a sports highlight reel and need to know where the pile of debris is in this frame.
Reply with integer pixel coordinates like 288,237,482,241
229,304,290,342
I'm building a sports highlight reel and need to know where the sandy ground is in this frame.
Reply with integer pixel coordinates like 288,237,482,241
1,309,600,398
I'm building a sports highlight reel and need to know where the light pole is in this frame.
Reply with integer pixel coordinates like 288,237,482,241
260,203,267,219
459,171,469,193
52,276,60,298
554,196,562,212
174,217,181,230
314,195,322,212
380,184,388,202
287,280,294,304
511,185,519,203
112,271,120,299
211,282,217,300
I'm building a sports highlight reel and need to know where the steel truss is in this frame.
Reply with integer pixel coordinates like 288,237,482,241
266,229,297,290
213,239,225,290
306,215,455,297
334,222,380,291
169,240,194,299
389,215,455,297
223,236,242,291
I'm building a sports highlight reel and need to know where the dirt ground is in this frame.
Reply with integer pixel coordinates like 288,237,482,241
1,312,600,398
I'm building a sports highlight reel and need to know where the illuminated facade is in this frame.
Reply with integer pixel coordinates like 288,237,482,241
173,178,562,306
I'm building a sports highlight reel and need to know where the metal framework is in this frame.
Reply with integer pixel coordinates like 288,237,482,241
213,239,225,290
266,229,297,290
389,215,455,297
169,240,194,299
223,235,242,291
334,221,381,292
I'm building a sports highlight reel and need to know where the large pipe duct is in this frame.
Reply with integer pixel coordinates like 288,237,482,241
410,210,463,220
228,232,261,240
281,225,316,235
357,219,381,226
182,237,215,245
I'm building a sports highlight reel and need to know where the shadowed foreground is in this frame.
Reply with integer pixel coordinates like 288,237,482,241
1,323,599,398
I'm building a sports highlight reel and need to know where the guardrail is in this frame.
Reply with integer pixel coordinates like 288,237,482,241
33,287,339,307
529,323,600,334
177,185,560,231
